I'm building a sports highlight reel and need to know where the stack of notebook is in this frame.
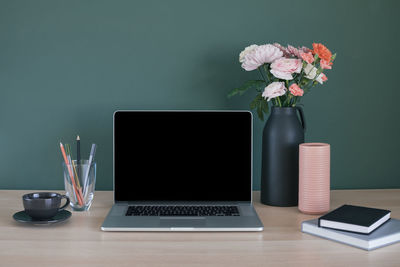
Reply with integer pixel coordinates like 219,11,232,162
302,205,400,250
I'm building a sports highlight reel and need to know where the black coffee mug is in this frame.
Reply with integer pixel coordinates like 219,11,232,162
22,192,70,220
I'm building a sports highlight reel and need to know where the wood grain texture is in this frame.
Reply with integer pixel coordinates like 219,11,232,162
1,190,400,267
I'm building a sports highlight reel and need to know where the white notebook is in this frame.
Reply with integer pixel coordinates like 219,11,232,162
302,218,400,251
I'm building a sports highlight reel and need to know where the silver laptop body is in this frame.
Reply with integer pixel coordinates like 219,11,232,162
101,110,263,231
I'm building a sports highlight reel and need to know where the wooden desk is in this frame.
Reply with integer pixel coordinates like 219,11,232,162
1,190,399,266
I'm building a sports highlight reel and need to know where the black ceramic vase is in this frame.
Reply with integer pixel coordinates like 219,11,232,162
260,107,306,206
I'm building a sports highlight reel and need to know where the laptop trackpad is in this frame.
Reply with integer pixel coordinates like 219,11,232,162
160,218,206,227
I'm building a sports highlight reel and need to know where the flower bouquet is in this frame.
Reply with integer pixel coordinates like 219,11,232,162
228,43,336,120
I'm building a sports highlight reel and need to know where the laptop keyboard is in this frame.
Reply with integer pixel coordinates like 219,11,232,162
125,205,240,216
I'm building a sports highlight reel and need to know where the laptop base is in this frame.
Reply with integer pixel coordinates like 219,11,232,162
101,203,264,232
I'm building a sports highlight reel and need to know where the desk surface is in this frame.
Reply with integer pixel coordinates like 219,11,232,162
1,190,400,266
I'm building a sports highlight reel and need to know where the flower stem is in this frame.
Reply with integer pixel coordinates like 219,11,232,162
263,64,273,82
285,94,292,106
258,68,268,84
291,96,297,106
277,96,282,107
297,61,307,84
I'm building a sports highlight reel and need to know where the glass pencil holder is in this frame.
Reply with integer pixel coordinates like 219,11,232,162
62,160,96,211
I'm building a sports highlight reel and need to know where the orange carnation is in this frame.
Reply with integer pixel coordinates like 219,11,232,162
312,43,332,62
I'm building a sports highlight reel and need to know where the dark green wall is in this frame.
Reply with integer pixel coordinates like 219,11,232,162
1,0,399,190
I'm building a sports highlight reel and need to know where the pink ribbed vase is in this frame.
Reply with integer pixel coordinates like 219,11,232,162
298,143,330,214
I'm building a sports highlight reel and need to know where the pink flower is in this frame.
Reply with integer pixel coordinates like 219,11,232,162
239,44,258,63
287,45,301,58
241,44,283,71
320,59,332,69
273,44,312,58
300,52,314,64
262,82,286,101
270,58,302,80
289,84,304,96
273,43,291,57
299,46,311,54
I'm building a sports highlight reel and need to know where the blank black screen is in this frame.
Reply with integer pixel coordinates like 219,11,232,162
114,111,252,201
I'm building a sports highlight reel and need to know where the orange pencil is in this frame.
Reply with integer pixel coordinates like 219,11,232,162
60,142,84,206
69,151,85,203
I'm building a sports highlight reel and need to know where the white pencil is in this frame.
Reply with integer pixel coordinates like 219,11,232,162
83,144,97,196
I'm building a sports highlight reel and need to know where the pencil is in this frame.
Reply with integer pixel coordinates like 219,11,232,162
67,145,84,202
77,135,81,183
82,143,97,197
66,144,84,204
77,136,81,164
60,142,83,206
66,144,82,189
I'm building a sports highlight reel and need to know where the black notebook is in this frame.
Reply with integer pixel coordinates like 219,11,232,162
318,205,391,234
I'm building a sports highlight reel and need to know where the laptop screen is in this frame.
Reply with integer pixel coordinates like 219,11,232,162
114,111,252,202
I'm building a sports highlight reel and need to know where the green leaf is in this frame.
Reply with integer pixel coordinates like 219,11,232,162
331,53,337,62
248,93,268,121
227,88,240,98
227,80,266,98
250,97,258,110
256,105,264,121
261,98,269,113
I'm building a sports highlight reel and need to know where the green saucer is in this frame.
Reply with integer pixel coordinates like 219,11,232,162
13,210,71,225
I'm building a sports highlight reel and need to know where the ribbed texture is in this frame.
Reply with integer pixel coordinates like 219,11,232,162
298,143,330,214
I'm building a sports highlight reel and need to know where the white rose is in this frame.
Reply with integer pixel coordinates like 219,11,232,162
304,63,318,79
239,44,258,63
304,63,325,84
316,73,328,84
262,82,287,101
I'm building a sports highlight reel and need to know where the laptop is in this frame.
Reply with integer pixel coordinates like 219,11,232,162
101,110,264,231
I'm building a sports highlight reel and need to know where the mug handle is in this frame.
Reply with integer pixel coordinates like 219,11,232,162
59,195,70,211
